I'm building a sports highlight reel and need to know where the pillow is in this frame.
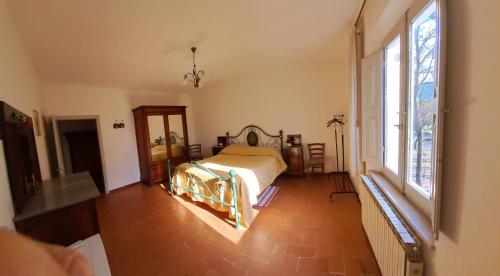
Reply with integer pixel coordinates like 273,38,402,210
220,144,281,159
154,137,165,145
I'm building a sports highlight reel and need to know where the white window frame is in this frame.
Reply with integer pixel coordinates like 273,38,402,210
381,18,407,190
404,0,444,219
406,0,446,236
378,0,446,234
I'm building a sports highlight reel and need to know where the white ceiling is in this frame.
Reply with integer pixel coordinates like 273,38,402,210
8,0,361,91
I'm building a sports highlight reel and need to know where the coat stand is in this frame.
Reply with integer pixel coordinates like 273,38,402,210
326,115,358,201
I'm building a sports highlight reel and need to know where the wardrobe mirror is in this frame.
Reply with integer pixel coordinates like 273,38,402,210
147,115,167,162
168,114,185,159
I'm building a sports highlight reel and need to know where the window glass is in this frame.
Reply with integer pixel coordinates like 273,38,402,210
384,36,401,175
407,1,437,197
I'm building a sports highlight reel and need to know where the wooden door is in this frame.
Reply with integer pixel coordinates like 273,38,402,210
65,130,105,193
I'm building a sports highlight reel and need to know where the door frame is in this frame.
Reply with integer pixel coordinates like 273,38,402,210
52,115,108,193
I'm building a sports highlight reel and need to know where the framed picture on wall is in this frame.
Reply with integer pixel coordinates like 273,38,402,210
33,110,41,136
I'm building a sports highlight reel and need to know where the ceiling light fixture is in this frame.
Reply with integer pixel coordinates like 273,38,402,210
183,47,205,88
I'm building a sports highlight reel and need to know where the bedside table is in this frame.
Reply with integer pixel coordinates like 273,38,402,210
283,146,304,177
212,146,225,156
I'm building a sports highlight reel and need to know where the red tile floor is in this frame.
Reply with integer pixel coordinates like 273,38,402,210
97,175,381,275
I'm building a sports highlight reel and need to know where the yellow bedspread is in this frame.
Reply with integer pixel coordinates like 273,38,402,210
151,144,184,162
172,145,287,228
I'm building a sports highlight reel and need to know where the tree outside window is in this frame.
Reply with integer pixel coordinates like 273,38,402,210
407,3,437,196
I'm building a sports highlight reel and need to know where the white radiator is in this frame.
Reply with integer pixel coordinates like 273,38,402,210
359,175,423,276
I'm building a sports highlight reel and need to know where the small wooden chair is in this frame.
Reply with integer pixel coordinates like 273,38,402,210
189,144,203,161
306,143,325,174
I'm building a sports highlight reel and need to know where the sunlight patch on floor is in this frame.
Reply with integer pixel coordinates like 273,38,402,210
172,195,259,244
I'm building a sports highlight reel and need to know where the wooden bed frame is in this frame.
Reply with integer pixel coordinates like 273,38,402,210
167,125,283,229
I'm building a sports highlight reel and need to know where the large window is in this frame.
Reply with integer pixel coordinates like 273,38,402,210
377,0,443,220
362,0,445,238
406,2,438,198
383,36,401,176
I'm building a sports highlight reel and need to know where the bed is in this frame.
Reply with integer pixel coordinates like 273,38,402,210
150,132,185,162
168,125,286,229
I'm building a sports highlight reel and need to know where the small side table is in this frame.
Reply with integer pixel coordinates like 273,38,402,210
212,146,225,156
283,146,304,177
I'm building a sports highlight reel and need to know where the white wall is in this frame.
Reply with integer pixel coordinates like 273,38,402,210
168,115,184,137
359,0,500,275
43,83,195,191
191,61,352,172
0,0,50,228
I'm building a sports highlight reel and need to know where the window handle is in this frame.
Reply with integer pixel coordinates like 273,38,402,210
394,124,403,129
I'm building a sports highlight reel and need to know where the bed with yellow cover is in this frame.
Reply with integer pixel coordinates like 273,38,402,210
151,144,184,162
150,131,185,162
168,125,286,229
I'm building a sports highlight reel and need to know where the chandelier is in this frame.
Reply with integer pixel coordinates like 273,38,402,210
183,47,205,88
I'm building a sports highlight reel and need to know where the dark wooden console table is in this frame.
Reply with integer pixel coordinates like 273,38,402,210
14,172,100,246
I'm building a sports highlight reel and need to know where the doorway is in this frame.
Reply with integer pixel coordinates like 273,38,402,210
53,118,107,193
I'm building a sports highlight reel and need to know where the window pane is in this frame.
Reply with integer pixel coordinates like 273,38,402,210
407,1,437,197
384,36,401,175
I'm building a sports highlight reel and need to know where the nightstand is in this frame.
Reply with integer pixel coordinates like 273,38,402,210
283,146,304,177
212,146,225,156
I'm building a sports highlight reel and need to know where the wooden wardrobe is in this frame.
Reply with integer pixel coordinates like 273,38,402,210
0,102,42,213
132,106,189,185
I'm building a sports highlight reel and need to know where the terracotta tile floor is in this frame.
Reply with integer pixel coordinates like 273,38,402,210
97,175,381,275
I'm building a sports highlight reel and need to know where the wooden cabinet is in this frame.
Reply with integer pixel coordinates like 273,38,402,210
15,198,99,246
284,146,304,177
14,172,100,246
132,106,190,185
0,102,42,214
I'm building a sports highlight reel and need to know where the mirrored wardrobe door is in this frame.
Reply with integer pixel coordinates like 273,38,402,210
147,115,168,163
167,114,187,161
